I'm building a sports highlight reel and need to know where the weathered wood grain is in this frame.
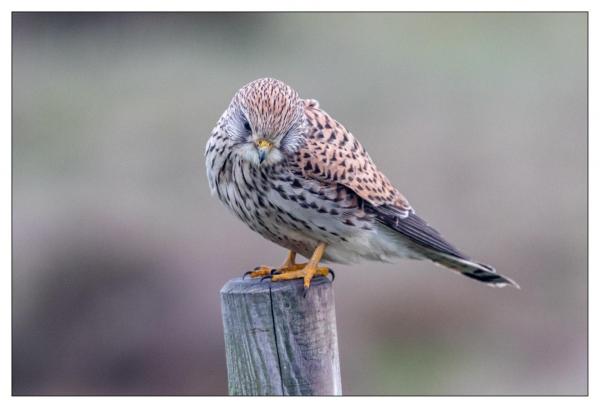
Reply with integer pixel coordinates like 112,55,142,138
220,276,342,396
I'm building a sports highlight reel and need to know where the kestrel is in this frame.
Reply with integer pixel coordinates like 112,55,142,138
205,78,519,292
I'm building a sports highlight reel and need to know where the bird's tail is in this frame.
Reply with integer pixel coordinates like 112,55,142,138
371,204,519,289
431,253,520,289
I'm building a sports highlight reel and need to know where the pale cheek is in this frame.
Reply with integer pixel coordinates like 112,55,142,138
278,130,304,155
237,144,260,166
264,149,284,165
236,144,284,166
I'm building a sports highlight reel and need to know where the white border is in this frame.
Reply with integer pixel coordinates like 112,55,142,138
3,1,595,406
1,0,597,12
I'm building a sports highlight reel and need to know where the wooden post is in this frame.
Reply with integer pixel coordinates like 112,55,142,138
220,275,342,396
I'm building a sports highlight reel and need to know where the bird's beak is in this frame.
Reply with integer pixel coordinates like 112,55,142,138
255,139,273,164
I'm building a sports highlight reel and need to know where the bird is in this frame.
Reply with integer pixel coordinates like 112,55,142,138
205,78,519,292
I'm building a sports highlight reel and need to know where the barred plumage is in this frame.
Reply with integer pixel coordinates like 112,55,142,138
205,78,518,289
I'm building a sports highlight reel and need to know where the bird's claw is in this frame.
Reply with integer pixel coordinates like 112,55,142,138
243,266,278,280
246,265,333,297
303,269,334,298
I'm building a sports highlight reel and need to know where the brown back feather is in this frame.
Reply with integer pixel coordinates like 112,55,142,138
292,99,412,217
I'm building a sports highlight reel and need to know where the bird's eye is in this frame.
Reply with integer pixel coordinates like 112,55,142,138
243,121,251,132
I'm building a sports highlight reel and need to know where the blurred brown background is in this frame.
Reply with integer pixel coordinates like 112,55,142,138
12,12,587,395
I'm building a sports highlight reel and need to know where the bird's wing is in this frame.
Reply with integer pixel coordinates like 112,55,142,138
293,99,412,217
374,204,466,258
293,99,467,260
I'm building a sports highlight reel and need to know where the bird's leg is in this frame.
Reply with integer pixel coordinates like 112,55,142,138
244,251,300,279
271,243,329,291
280,250,298,269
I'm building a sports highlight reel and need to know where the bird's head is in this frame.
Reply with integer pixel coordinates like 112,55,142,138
223,78,306,166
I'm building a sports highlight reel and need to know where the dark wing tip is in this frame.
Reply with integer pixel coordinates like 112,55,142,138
462,270,521,289
461,263,521,289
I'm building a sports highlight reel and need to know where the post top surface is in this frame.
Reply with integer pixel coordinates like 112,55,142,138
220,275,331,295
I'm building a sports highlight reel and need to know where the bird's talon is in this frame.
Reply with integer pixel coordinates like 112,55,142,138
244,265,276,279
328,268,335,282
260,275,273,282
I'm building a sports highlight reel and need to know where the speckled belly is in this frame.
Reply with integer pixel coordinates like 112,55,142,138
213,158,384,262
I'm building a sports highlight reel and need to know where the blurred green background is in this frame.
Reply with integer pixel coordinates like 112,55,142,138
12,12,587,395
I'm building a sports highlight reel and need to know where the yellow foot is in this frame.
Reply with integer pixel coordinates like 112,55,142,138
243,246,334,296
243,262,311,279
244,251,304,279
244,265,278,279
270,265,333,295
